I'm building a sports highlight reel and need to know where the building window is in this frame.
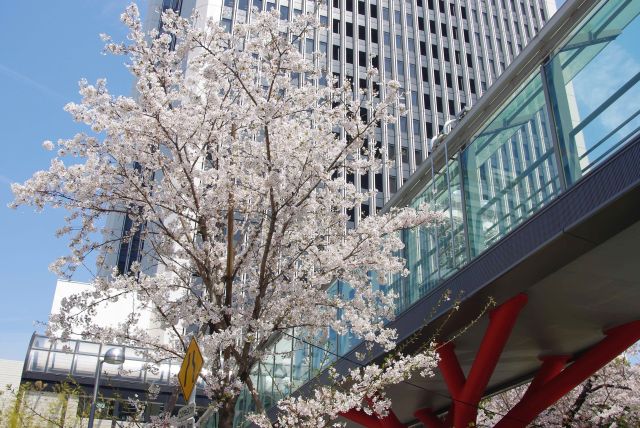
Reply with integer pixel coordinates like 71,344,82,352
371,28,378,43
280,5,288,19
346,48,354,63
346,22,353,37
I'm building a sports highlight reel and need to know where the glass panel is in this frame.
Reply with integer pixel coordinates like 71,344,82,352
52,339,76,352
73,354,99,376
47,352,74,373
462,73,560,256
290,331,310,390
545,1,640,184
435,154,467,278
32,336,51,350
272,334,293,399
77,341,101,355
27,349,46,372
121,359,145,380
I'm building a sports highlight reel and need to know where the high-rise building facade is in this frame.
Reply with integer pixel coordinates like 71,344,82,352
159,0,554,209
101,0,555,277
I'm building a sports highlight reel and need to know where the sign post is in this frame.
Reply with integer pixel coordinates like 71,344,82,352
177,337,204,427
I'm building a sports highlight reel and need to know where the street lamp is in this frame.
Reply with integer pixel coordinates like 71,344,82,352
88,347,125,428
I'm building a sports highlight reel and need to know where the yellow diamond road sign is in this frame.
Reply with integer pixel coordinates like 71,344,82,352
178,337,204,401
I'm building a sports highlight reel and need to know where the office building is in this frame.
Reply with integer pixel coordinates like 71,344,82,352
100,0,555,277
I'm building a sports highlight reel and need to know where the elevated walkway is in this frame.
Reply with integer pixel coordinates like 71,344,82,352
270,0,640,425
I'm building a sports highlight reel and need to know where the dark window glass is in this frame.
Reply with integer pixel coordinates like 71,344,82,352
446,72,452,88
371,28,378,43
360,107,368,121
434,72,440,85
449,3,455,15
423,94,431,110
333,19,340,33
448,99,455,115
418,17,424,31
431,44,438,59
361,203,370,217
280,5,288,19
389,176,397,192
464,29,470,43
457,76,463,90
467,53,473,65
370,4,377,18
359,51,366,65
359,25,366,39
333,45,340,60
470,79,476,94
443,47,450,61
346,22,353,37
372,56,379,68
420,41,427,56
346,0,353,11
359,1,365,14
401,147,409,163
422,67,428,82
461,6,467,19
436,96,443,113
441,23,447,36
333,0,339,8
346,48,354,63
359,78,367,89
429,20,436,33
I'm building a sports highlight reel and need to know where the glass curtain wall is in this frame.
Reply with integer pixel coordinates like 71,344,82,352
230,0,640,424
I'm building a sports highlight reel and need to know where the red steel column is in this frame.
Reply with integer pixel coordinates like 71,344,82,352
496,320,640,428
414,408,445,428
454,293,528,427
340,409,384,428
520,355,569,401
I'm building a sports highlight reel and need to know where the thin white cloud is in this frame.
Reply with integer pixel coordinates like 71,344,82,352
0,174,14,185
0,63,64,100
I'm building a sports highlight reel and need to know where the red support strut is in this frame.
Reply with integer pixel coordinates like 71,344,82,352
435,293,528,427
495,320,640,428
340,408,383,428
414,408,445,428
340,402,406,428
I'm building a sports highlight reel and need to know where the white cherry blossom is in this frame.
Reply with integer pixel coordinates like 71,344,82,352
12,4,442,426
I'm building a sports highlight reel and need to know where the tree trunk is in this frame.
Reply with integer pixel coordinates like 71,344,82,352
218,396,240,428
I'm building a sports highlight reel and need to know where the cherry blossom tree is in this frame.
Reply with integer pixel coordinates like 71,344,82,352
12,4,442,426
478,344,640,427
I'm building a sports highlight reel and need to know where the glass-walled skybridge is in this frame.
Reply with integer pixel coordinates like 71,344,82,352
246,1,640,423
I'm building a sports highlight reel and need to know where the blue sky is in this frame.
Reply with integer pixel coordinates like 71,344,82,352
0,1,148,360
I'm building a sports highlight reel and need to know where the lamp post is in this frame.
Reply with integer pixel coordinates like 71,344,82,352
88,347,125,428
